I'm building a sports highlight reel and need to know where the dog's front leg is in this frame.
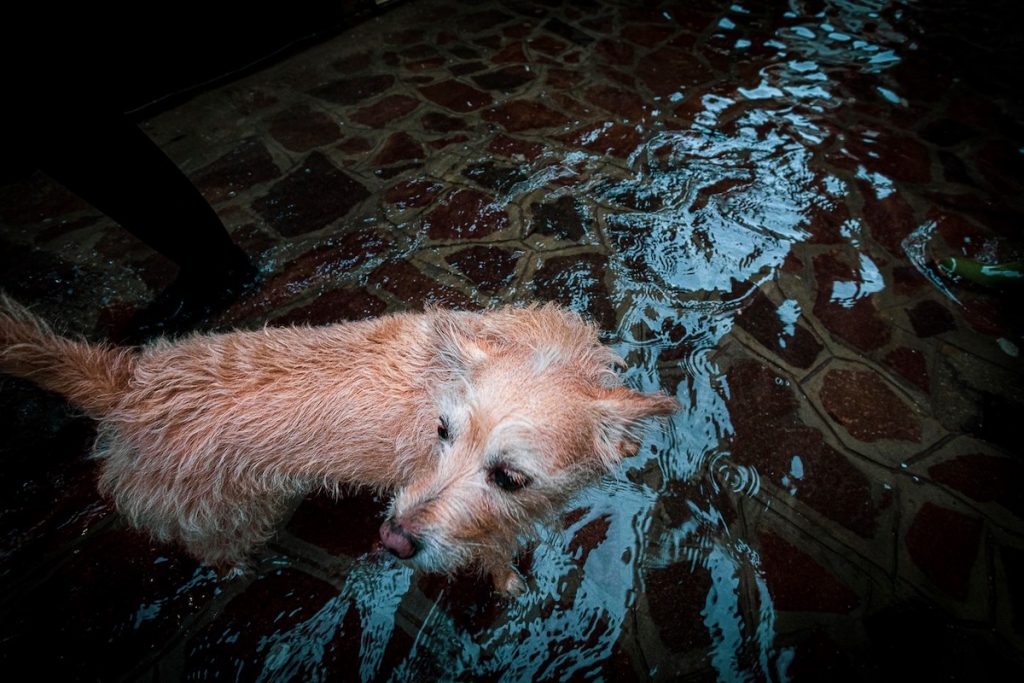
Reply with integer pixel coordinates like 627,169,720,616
482,555,527,596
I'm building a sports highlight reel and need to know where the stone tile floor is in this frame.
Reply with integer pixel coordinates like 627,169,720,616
1,0,1023,680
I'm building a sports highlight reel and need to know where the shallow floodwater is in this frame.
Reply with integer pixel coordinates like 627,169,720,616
1,0,1021,680
201,3,941,681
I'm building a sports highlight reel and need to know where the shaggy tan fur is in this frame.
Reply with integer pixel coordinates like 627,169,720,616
0,293,678,593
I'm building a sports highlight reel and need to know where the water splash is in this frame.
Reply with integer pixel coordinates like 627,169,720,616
253,560,413,683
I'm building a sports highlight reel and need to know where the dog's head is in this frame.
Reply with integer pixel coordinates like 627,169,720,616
379,305,679,589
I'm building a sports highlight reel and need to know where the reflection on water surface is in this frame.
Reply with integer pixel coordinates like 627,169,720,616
2,0,1021,680
227,2,936,681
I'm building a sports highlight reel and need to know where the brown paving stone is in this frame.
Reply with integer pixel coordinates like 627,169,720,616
557,121,645,158
271,287,388,327
0,174,91,226
421,111,469,133
373,132,427,166
309,74,396,105
183,568,359,679
418,80,494,112
461,161,529,193
445,245,522,292
375,162,424,180
757,530,859,613
287,489,385,556
474,34,504,51
938,150,974,186
905,502,983,600
819,369,922,443
336,136,374,155
579,16,614,35
94,225,154,261
35,213,101,243
351,94,421,128
929,454,1024,518
812,251,892,352
907,299,956,338
488,133,547,161
549,92,593,118
804,196,851,245
784,630,862,683
973,140,1024,195
0,529,211,681
191,137,281,205
546,68,585,89
268,104,343,153
231,228,393,317
449,61,488,76
595,38,634,65
471,65,536,92
502,20,537,40
645,560,714,654
584,83,650,121
852,132,933,185
771,426,884,538
0,425,110,574
861,184,917,257
383,178,445,209
429,134,472,149
482,99,571,132
933,213,989,258
531,252,617,331
368,259,475,309
726,361,884,538
542,17,595,46
566,513,611,569
0,241,106,304
734,289,823,369
529,195,590,242
416,570,506,637
491,41,529,63
403,54,448,72
528,34,569,57
958,295,1010,337
637,46,713,96
883,346,931,394
621,24,677,48
253,152,371,237
892,265,929,296
421,188,509,239
781,251,803,273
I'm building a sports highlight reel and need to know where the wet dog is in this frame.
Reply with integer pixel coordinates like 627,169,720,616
0,294,678,593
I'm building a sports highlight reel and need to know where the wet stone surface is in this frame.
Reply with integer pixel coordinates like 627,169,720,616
2,0,1023,680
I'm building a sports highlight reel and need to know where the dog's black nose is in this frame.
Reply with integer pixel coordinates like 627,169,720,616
379,519,420,559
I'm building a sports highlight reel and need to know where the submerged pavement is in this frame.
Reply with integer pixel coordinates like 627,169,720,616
1,0,1022,680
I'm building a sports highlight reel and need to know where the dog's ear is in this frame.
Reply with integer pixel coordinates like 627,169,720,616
593,386,679,465
433,312,493,371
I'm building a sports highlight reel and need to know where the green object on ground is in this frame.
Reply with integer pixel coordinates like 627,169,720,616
937,257,1024,287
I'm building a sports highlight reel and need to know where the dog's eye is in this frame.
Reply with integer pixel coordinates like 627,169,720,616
437,417,450,441
489,465,530,492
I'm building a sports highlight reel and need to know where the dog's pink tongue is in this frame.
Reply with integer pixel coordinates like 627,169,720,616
379,519,417,559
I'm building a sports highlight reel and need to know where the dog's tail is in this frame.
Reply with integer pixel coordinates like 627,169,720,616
0,292,135,416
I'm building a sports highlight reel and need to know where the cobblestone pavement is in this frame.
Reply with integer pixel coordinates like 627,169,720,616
1,0,1022,680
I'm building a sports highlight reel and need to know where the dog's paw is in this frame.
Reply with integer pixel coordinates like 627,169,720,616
217,561,253,579
492,566,528,597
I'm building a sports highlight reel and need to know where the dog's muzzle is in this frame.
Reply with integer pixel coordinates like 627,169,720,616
379,518,420,559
